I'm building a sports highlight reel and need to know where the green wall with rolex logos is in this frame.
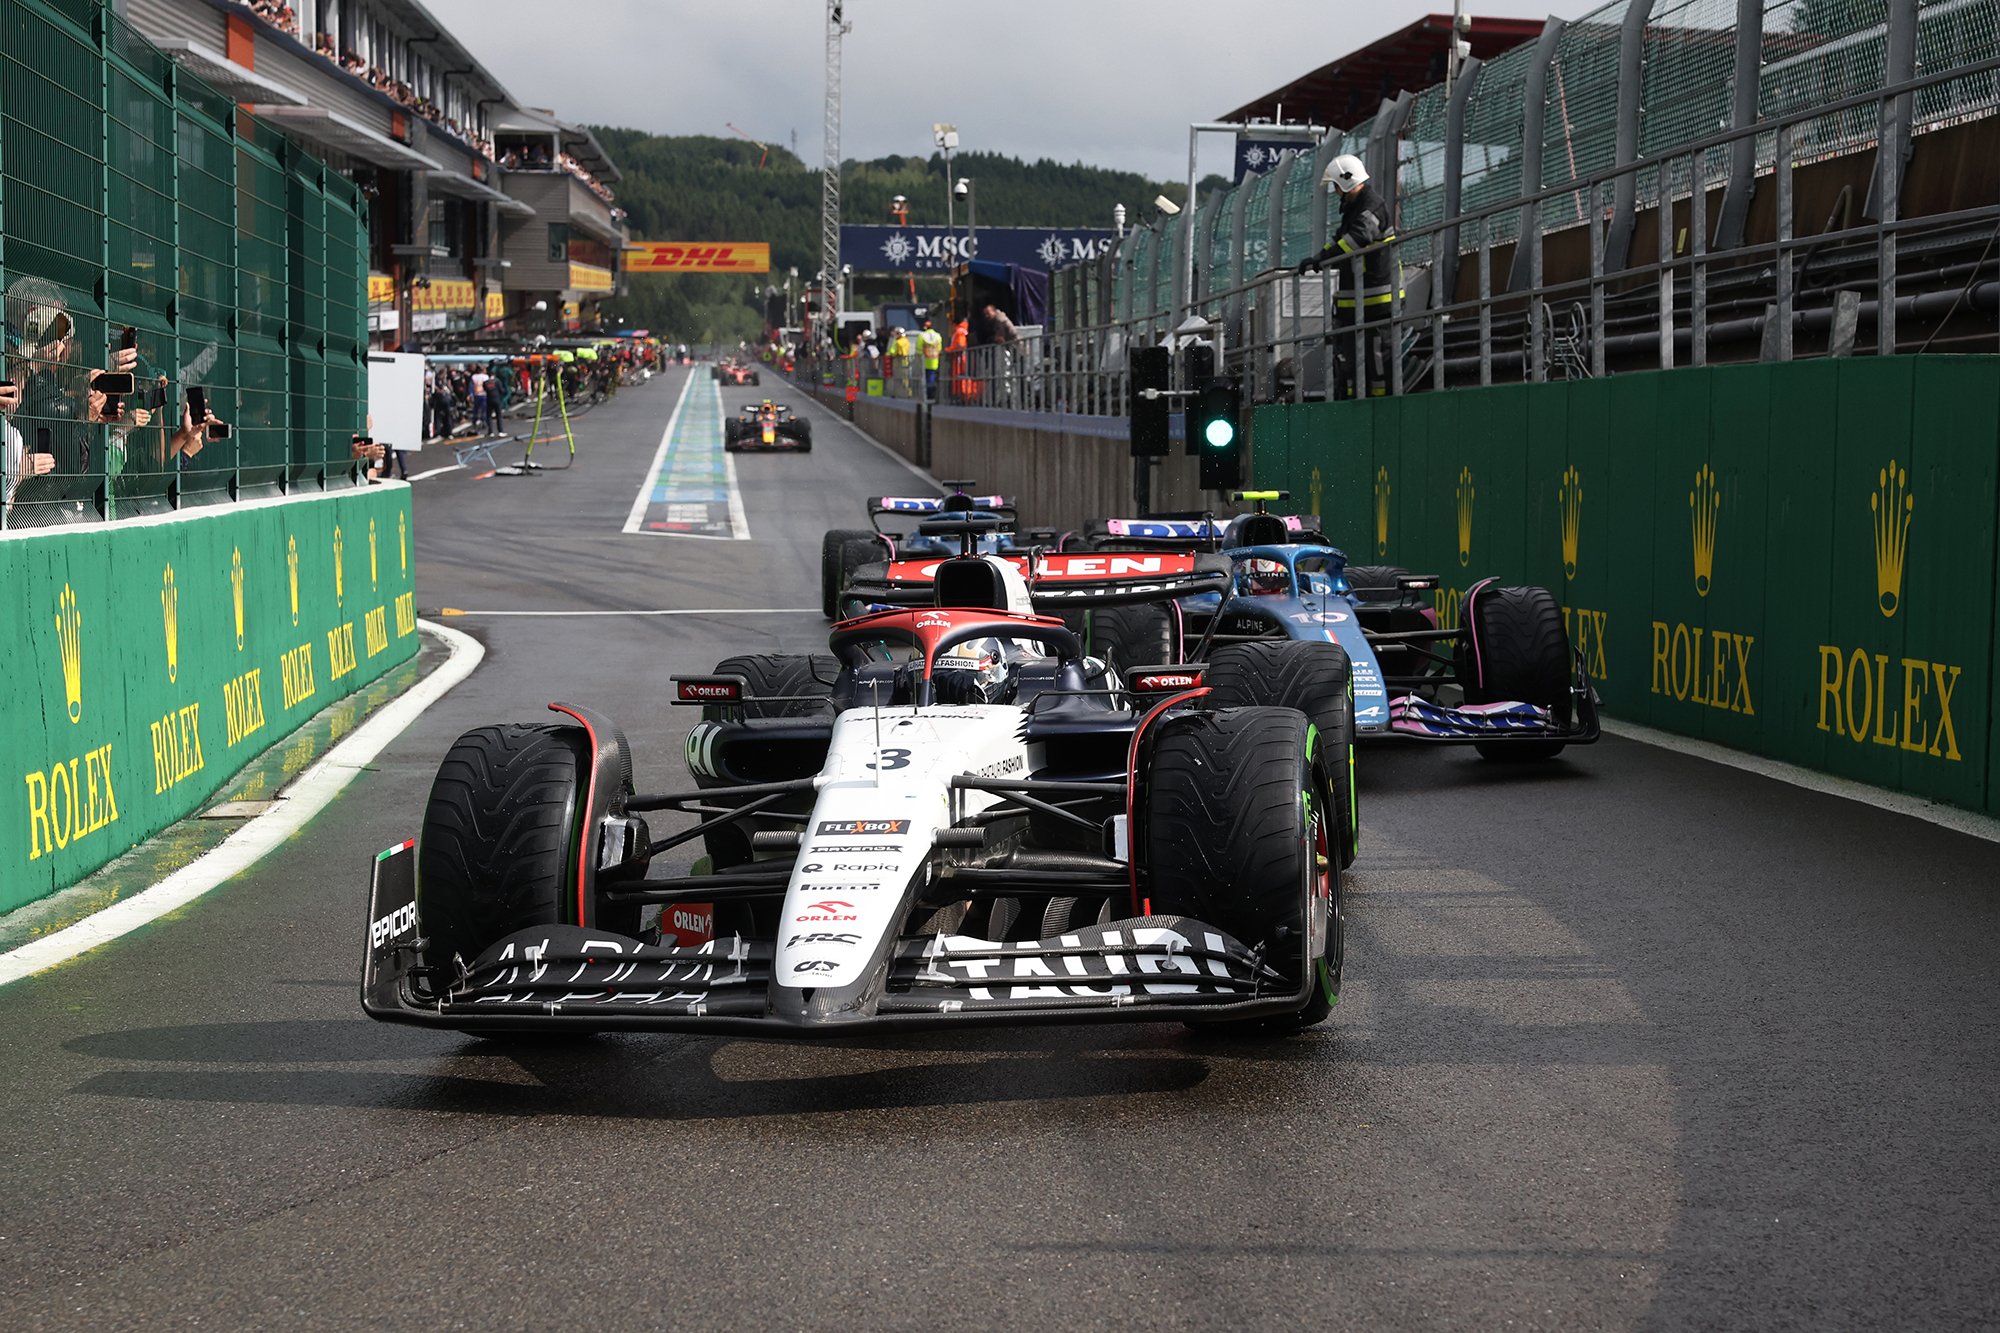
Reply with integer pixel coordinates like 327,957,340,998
3,485,418,912
1254,356,2000,816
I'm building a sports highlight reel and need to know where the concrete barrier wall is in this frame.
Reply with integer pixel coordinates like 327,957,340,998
1253,356,2000,816
3,485,420,911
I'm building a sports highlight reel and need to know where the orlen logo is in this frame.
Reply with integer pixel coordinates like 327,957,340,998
916,611,952,628
794,899,859,922
676,681,738,701
1133,672,1202,691
370,900,417,949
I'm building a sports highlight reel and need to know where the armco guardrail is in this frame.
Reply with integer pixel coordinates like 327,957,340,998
1254,354,1998,815
4,486,418,911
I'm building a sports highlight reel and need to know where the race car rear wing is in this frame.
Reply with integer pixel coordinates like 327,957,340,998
870,494,1016,519
859,551,1233,611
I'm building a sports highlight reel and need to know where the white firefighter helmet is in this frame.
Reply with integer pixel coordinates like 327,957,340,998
1322,154,1369,192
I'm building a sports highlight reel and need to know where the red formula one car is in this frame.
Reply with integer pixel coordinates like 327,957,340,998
712,360,761,386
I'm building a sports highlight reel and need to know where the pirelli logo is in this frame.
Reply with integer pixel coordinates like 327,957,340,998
815,819,910,837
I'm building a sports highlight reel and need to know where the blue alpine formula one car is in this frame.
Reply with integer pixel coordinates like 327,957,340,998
818,480,1068,618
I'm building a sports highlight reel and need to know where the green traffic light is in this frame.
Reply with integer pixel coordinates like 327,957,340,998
1205,418,1235,447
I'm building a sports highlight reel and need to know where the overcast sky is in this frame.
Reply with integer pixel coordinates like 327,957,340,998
427,0,1599,185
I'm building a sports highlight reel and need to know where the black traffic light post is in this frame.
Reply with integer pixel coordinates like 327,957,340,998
1127,321,1241,509
1192,374,1243,492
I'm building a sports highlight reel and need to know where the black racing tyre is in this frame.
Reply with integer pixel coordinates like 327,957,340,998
1202,640,1356,868
838,538,889,606
1457,583,1573,725
820,528,879,617
1342,564,1410,594
1078,603,1177,675
1144,707,1340,1031
417,723,589,972
703,653,838,721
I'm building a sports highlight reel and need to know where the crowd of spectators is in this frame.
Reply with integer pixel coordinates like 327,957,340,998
495,146,617,206
225,1,496,162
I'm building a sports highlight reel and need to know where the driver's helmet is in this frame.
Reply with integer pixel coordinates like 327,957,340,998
932,637,1012,704
1242,558,1290,597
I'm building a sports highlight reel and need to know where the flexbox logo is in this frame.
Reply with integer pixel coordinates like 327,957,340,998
1872,457,1914,617
161,565,179,683
1690,465,1720,597
1455,468,1474,567
57,584,82,723
1559,467,1582,581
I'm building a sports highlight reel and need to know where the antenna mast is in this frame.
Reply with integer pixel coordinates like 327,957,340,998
821,2,848,338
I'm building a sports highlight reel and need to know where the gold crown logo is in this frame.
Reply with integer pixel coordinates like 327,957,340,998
333,525,345,606
369,517,379,590
398,509,408,576
1559,467,1582,581
230,547,246,650
56,583,82,723
1690,464,1720,597
1308,466,1323,519
1872,457,1914,617
1375,467,1392,556
162,565,179,683
1455,467,1474,567
287,535,300,626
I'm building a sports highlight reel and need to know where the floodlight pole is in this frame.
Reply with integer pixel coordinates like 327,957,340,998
821,1,849,338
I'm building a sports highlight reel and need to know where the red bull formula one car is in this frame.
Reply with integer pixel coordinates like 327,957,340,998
364,546,1355,1038
724,399,811,451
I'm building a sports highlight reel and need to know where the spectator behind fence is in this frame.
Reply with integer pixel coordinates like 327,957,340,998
3,275,141,523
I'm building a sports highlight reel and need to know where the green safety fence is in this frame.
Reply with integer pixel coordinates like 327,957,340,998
1,0,369,530
1256,354,2000,817
2,484,417,911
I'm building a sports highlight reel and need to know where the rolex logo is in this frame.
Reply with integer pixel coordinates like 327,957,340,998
333,525,345,606
398,509,408,576
162,565,179,683
369,517,379,590
1375,467,1391,556
1455,467,1474,567
1309,466,1323,520
1872,457,1914,617
1559,467,1582,581
56,584,82,723
230,547,246,650
1690,464,1720,597
287,535,300,626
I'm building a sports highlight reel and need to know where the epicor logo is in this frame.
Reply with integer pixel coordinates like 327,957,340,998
370,900,418,949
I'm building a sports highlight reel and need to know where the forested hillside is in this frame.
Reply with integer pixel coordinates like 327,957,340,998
589,129,1197,343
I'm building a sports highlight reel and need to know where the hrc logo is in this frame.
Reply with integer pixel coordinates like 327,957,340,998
1871,457,1913,617
1559,467,1582,581
1455,467,1473,567
161,565,179,684
1690,465,1720,597
56,584,82,724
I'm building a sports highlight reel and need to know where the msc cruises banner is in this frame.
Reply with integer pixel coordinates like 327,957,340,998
841,226,1117,273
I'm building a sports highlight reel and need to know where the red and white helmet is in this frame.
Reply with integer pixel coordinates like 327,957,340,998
1242,559,1290,597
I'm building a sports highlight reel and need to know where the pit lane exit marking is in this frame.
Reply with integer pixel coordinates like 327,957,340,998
622,372,748,541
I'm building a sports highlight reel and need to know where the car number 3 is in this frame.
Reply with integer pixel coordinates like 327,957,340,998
866,748,912,771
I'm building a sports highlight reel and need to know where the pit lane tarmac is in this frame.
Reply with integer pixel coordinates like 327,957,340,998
2,365,1997,1331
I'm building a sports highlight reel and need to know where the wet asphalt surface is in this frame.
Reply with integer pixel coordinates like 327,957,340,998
3,366,1997,1331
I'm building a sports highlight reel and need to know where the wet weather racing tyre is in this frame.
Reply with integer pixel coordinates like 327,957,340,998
1079,603,1177,675
1342,564,1410,595
820,529,880,617
417,723,589,972
1202,640,1357,868
703,653,838,720
1458,582,1572,761
1145,707,1341,1032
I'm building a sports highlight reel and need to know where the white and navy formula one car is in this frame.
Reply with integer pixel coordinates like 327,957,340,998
364,546,1351,1038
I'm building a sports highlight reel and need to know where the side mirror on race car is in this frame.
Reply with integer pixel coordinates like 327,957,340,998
1397,574,1442,592
672,674,747,704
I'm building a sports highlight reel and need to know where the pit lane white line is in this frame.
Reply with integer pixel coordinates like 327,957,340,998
406,463,466,481
441,606,816,617
621,371,694,535
1601,716,2000,845
622,375,748,540
0,619,485,988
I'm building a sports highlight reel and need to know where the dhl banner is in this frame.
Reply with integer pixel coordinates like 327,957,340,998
1,486,419,912
412,279,478,312
624,242,769,273
1260,356,2000,817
